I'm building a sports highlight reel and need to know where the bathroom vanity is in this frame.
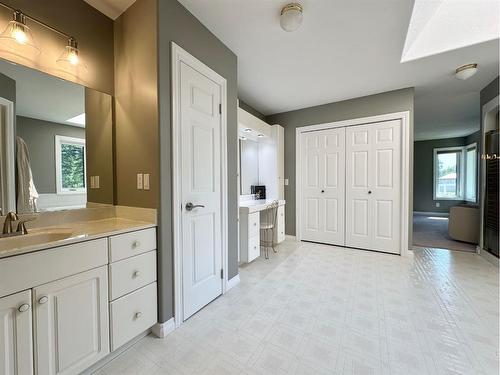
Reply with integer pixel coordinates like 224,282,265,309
0,218,158,375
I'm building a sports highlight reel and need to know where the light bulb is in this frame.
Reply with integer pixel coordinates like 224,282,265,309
68,51,79,65
13,28,27,44
0,10,40,55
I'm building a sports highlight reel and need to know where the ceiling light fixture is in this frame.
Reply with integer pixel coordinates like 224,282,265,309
455,63,478,80
244,128,252,132
0,10,40,55
257,134,265,138
280,3,303,32
241,136,247,141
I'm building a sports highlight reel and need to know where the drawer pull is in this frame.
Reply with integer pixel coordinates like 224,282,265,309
132,270,140,278
132,240,141,249
18,304,30,312
134,311,143,320
38,296,48,305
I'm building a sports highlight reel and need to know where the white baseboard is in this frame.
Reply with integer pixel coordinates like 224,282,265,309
151,317,176,338
227,274,240,290
479,248,499,267
285,235,297,241
413,211,449,217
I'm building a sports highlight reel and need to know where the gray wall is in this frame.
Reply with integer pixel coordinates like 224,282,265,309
266,88,414,243
157,0,238,323
413,135,479,213
239,100,266,121
0,72,15,103
16,116,85,194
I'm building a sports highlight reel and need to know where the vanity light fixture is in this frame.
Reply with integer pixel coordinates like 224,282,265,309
57,37,84,69
455,63,478,80
0,10,40,55
280,3,303,32
257,134,265,138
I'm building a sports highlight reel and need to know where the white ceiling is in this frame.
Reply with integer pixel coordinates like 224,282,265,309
84,0,137,19
177,0,499,141
0,59,85,126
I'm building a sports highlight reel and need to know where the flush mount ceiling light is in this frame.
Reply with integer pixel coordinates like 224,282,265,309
244,128,252,132
257,133,265,138
280,3,303,32
455,63,478,80
0,10,40,55
240,136,247,141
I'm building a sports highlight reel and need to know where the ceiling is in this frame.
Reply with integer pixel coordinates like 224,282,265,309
177,0,499,141
0,59,85,126
84,0,137,19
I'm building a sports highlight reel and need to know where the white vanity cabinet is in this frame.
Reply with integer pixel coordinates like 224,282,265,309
240,212,261,263
34,266,109,375
0,290,33,375
0,225,158,375
274,205,286,244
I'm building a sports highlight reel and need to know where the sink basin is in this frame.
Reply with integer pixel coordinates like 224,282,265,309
0,229,74,252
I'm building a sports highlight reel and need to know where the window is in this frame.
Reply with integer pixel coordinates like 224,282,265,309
55,135,86,194
433,143,477,202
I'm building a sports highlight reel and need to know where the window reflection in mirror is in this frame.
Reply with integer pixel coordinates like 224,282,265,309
0,58,114,214
239,138,259,195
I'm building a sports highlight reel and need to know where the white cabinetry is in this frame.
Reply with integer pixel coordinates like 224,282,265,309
274,205,286,243
240,212,260,263
34,266,109,375
0,290,33,375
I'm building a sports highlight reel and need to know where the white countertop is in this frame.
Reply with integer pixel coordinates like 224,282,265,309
239,199,286,214
0,218,156,259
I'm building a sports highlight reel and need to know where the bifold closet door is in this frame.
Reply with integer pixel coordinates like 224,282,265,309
300,128,345,245
345,120,401,254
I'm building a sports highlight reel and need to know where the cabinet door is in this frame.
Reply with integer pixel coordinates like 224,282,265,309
34,266,109,375
0,290,33,375
274,205,286,244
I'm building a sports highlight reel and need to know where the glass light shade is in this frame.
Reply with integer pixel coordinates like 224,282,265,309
0,12,40,56
57,37,86,71
280,4,303,32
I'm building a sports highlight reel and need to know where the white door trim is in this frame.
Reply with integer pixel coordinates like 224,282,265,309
295,111,411,256
479,95,499,255
171,42,228,327
0,96,15,213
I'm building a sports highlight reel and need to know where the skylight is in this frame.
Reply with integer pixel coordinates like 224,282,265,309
66,113,86,126
401,0,500,62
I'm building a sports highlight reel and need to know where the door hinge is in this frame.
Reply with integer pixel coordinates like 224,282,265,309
219,103,222,114
220,269,224,279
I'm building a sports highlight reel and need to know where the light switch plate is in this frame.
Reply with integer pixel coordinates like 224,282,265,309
137,173,143,190
90,176,95,189
436,202,440,207
143,174,150,190
95,176,100,189
284,178,289,186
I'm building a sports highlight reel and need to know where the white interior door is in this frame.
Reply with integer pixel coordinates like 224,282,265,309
180,60,223,320
300,128,345,245
345,120,401,254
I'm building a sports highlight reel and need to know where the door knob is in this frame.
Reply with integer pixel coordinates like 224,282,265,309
185,202,205,211
38,296,48,305
368,191,372,194
321,190,325,193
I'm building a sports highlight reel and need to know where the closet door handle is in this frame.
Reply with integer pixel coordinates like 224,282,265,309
368,191,372,194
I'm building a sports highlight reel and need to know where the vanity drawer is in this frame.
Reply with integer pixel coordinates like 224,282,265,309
248,212,260,238
248,235,260,262
110,282,157,351
109,228,157,262
109,251,157,300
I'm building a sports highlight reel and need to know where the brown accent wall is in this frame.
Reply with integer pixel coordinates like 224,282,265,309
0,0,114,94
113,0,159,209
85,88,114,204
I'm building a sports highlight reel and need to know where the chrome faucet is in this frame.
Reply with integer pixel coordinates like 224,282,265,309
2,211,19,235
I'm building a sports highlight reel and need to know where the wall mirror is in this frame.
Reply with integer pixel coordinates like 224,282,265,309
239,138,259,195
0,58,114,214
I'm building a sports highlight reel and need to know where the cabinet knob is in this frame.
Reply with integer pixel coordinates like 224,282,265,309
132,240,140,249
134,312,143,319
133,270,140,278
38,296,48,305
18,304,30,312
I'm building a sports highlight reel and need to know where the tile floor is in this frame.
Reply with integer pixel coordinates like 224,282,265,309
95,240,499,375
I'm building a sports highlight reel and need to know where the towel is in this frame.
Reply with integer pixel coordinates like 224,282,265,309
16,136,38,213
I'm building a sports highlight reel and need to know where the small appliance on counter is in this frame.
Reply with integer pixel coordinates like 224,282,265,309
251,185,266,200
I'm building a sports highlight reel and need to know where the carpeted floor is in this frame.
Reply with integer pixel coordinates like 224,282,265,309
413,213,477,252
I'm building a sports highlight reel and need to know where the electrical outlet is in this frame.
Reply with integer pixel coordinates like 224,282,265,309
137,173,143,189
143,174,150,190
436,202,440,208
